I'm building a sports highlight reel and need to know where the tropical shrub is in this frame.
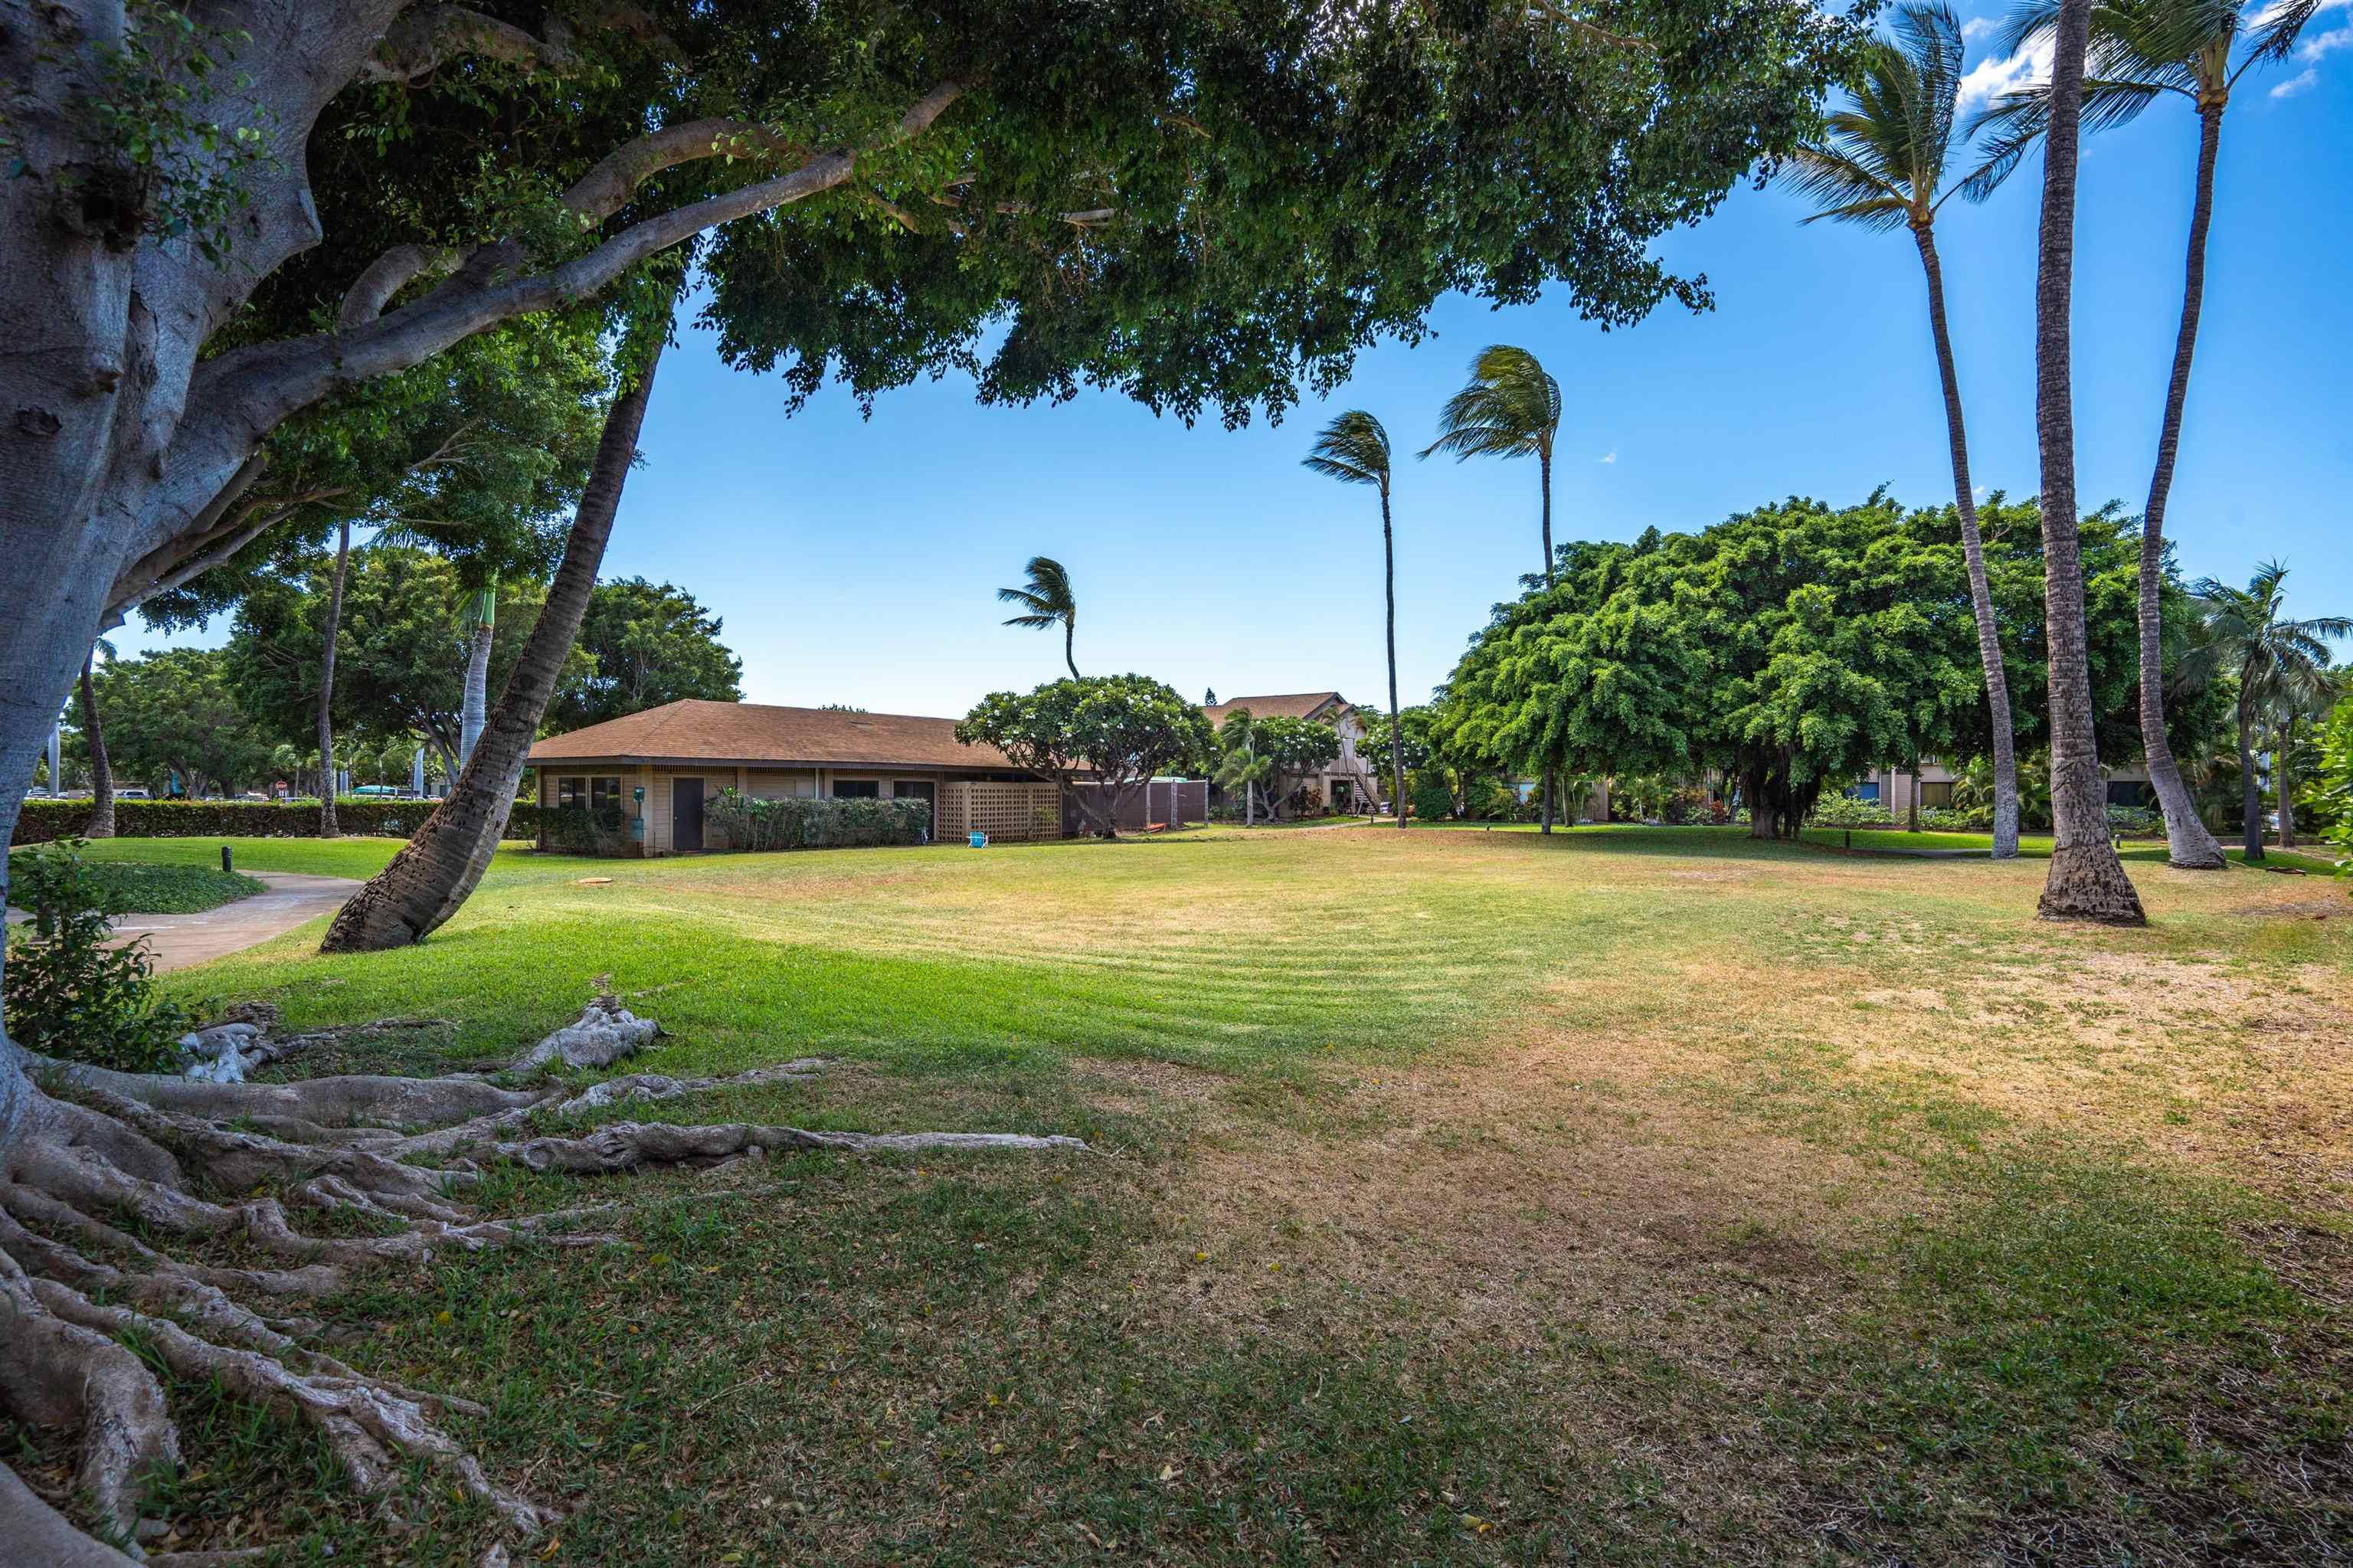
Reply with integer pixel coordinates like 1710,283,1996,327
1409,776,1456,823
4,842,190,1072
2105,804,2163,838
705,791,930,853
1809,795,1896,828
1461,780,1518,821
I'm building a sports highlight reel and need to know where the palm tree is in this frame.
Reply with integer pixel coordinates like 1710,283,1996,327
1422,345,1563,585
1303,411,1409,831
998,556,1080,679
457,581,497,767
1978,0,2322,869
2268,665,2341,849
2187,562,2351,861
77,637,116,838
2030,0,2147,923
323,336,665,953
1785,2,2026,859
318,514,354,837
1422,345,1564,830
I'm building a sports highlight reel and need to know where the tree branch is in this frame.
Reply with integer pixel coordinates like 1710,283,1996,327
141,82,964,576
363,6,578,83
1523,0,1657,54
339,243,461,329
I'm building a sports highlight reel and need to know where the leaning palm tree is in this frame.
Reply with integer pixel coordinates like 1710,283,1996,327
2186,562,2352,861
2029,0,2147,922
1422,345,1563,586
1975,0,2323,869
998,556,1080,679
1785,2,2026,859
1303,411,1409,830
1422,345,1564,830
316,515,355,836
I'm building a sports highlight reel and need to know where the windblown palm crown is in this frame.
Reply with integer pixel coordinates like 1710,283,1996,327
1302,411,1392,493
999,555,1081,679
1784,3,2011,228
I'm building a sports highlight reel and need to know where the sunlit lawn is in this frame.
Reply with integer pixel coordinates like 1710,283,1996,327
32,826,2351,1563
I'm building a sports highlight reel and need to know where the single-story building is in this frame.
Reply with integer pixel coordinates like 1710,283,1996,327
1200,691,1386,814
1851,758,2155,813
526,699,1058,854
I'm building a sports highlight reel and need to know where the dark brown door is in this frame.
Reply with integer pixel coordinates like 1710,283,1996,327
672,777,704,852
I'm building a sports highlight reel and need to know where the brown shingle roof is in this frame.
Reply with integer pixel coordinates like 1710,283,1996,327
528,700,1023,770
1200,692,1347,730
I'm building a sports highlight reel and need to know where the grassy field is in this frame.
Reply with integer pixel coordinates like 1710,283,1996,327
21,826,2353,1564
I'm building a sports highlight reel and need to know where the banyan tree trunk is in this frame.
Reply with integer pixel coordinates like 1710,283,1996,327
319,341,663,952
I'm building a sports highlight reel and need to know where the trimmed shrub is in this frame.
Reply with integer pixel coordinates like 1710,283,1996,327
1808,795,1894,828
11,797,543,846
704,790,929,853
2106,804,2162,838
5,841,189,1072
1407,776,1455,823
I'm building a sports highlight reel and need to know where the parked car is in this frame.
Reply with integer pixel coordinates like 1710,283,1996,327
116,787,152,800
349,784,403,799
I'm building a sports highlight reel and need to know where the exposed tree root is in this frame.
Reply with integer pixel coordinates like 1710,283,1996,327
1,1015,1087,1559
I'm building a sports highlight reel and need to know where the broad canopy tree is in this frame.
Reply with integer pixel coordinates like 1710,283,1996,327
547,577,746,732
958,675,1214,836
0,0,1856,1556
1442,494,2217,836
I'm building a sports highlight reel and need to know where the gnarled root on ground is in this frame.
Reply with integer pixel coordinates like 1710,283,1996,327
0,1018,1087,1561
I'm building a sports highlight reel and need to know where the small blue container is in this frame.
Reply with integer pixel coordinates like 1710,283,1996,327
969,830,988,848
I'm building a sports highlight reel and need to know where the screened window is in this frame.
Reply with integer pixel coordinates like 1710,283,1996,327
832,780,879,799
1919,781,1955,810
591,777,622,811
556,777,622,812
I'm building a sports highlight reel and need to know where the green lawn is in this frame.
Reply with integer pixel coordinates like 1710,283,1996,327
21,829,2351,1564
7,855,267,913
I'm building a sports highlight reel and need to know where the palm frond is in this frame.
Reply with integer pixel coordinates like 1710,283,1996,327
1419,347,1559,464
2248,0,2325,62
1303,409,1391,487
1784,146,1909,228
997,555,1076,631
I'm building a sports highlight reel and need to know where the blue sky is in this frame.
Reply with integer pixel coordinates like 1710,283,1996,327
133,9,2352,720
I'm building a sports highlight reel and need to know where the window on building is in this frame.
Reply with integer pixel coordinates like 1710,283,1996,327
2107,780,2155,808
1919,781,1954,810
832,779,879,799
591,777,622,812
556,777,586,810
1852,781,1880,803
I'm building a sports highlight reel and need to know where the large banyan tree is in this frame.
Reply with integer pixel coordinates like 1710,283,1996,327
0,0,1852,1555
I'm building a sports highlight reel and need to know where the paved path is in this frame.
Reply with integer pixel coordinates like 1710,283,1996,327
8,872,362,973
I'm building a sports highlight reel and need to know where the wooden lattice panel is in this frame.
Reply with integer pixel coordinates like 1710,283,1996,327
946,781,1059,842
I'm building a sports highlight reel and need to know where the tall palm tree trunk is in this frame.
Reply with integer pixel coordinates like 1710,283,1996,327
459,617,493,766
316,516,351,838
2277,714,2298,849
1380,488,1408,829
1538,452,1556,835
2137,104,2230,869
321,340,663,952
76,652,112,839
1912,224,2021,859
2032,0,2146,925
1063,621,1078,681
2237,699,2263,862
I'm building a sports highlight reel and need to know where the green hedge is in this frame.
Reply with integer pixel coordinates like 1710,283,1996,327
705,790,930,853
11,797,544,846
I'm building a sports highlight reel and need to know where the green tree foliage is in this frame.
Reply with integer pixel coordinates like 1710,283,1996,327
83,649,273,797
1443,495,2220,837
225,548,583,774
136,318,613,633
1249,716,1344,814
958,676,1213,837
548,578,746,732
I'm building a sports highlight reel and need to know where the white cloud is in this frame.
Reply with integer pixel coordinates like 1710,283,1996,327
2272,66,2321,96
1960,15,1998,41
2299,24,2353,61
1956,34,2054,110
1597,448,1616,465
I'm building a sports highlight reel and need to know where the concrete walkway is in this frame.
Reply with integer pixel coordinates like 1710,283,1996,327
8,872,361,973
